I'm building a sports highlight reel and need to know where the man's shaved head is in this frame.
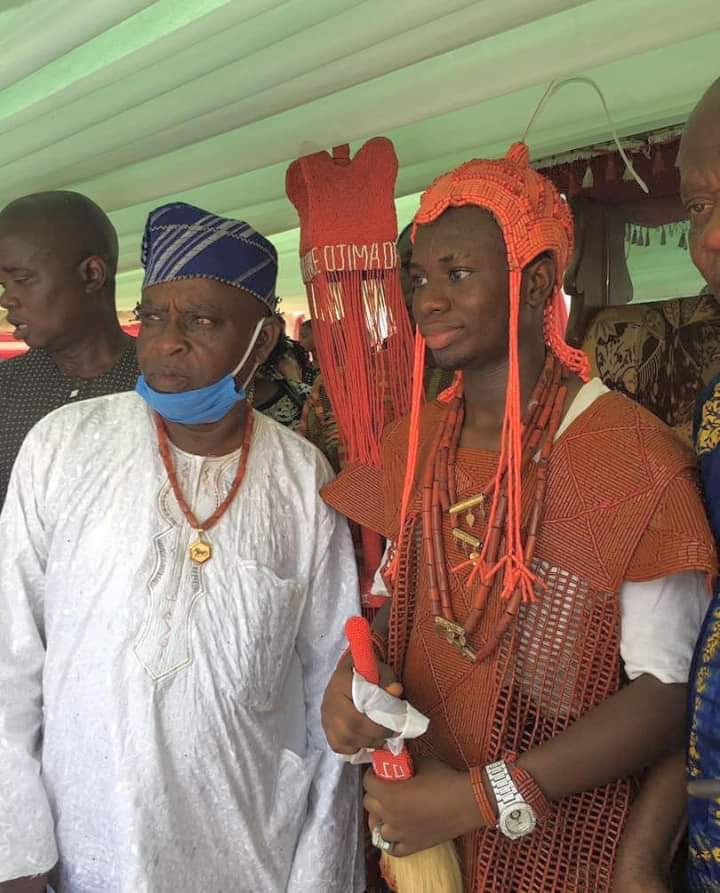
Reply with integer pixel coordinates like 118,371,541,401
678,77,720,295
0,191,120,351
0,191,118,278
679,78,720,166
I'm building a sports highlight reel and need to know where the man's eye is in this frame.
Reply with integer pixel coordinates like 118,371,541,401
136,308,162,323
193,317,214,327
687,201,712,218
410,274,428,288
448,269,471,282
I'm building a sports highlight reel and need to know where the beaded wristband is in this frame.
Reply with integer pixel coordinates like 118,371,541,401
469,766,498,828
504,751,551,822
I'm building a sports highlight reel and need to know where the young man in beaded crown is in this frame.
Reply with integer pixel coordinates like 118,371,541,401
320,143,714,892
0,202,363,893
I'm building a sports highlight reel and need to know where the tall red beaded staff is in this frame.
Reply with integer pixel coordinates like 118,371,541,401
286,138,414,611
287,139,457,893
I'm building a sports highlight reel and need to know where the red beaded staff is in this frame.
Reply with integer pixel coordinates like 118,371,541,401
345,617,463,893
287,140,415,613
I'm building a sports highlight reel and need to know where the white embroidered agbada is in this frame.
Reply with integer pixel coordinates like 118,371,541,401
0,392,363,893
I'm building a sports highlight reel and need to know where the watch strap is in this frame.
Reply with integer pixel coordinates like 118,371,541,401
485,758,524,815
485,756,538,840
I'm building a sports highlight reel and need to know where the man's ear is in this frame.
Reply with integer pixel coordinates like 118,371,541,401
522,253,556,309
78,256,108,295
254,315,282,366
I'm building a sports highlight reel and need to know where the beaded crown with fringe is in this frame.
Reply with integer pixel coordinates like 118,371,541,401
394,142,591,610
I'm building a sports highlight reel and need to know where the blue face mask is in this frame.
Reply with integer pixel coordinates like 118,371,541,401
136,318,266,425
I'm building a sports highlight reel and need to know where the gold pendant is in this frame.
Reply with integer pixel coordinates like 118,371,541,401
449,494,485,527
434,616,477,662
452,528,482,550
189,530,212,565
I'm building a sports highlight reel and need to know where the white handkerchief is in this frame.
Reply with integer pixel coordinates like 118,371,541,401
340,670,429,765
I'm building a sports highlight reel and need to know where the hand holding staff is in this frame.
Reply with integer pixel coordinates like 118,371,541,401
345,617,463,893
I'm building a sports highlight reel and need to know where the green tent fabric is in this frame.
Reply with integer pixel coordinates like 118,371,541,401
0,0,719,313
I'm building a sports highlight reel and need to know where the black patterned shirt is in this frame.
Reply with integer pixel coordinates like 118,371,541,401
0,339,139,509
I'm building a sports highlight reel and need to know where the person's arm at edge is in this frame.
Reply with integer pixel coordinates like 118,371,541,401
611,750,686,893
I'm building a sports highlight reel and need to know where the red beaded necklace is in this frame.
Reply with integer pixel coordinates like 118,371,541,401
155,409,255,564
423,354,567,662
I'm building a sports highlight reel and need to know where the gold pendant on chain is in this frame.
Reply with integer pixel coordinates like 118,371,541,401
189,530,212,565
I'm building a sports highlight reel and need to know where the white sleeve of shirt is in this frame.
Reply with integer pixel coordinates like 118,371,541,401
0,431,58,882
370,541,392,598
620,571,710,684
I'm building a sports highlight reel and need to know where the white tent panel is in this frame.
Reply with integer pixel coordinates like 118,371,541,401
0,0,718,312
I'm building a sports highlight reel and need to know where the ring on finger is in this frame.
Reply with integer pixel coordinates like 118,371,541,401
372,822,395,855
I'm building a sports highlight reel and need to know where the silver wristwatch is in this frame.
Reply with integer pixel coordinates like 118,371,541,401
485,759,537,840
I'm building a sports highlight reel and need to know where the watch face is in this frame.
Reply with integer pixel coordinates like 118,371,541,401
499,804,536,839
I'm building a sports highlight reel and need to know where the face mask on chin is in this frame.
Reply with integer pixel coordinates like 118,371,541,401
135,317,267,424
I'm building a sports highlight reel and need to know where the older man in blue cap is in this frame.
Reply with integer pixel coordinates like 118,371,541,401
0,203,363,893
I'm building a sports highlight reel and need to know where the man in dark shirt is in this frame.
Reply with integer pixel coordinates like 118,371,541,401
0,191,139,508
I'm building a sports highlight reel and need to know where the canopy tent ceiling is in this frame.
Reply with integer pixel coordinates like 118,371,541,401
1,0,719,315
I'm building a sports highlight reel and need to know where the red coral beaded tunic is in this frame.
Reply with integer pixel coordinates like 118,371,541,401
324,389,715,892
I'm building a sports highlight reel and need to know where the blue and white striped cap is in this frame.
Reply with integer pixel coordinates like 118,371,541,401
141,202,278,311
